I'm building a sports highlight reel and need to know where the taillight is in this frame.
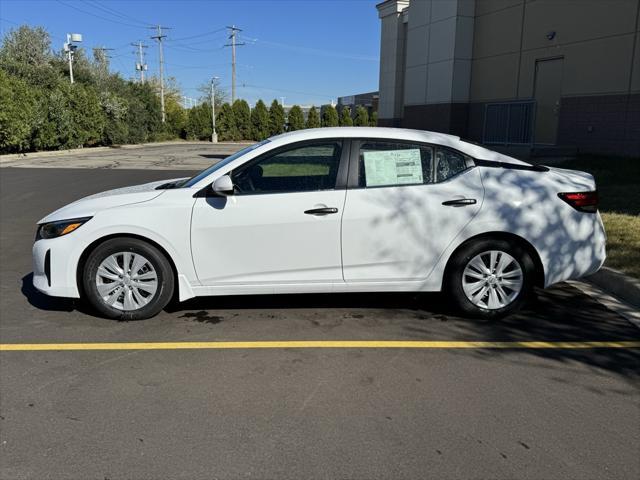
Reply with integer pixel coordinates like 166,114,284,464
558,191,598,213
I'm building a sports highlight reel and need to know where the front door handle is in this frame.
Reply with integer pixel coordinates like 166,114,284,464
442,198,477,207
304,207,339,215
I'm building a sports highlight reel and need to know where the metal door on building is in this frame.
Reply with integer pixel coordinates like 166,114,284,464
533,57,564,145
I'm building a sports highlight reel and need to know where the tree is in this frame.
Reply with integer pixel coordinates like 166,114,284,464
268,99,285,135
339,106,353,126
0,25,55,85
232,99,251,140
0,70,37,152
369,111,378,127
251,99,270,141
321,105,338,127
306,106,320,129
287,105,304,131
354,106,369,127
0,24,186,152
216,103,237,141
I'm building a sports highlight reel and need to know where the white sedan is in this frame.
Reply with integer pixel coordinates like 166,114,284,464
32,127,606,320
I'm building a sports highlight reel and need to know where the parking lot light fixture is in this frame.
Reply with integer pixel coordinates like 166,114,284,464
64,33,82,84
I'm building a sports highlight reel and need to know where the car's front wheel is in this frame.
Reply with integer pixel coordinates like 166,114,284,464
82,238,174,320
445,238,535,319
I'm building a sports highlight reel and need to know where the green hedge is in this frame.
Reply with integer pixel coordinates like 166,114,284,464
1,25,378,154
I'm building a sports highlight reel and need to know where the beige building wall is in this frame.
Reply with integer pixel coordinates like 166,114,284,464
376,0,640,155
469,0,639,99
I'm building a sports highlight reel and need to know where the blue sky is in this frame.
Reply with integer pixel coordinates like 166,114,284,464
0,0,381,106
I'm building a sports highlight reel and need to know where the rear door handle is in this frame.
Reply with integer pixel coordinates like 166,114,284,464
304,207,338,215
442,198,477,207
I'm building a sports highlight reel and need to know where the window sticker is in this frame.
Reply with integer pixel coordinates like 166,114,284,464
363,149,423,187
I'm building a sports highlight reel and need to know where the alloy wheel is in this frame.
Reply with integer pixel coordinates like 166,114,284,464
461,250,523,310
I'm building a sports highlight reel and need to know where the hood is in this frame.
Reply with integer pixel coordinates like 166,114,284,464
38,177,188,224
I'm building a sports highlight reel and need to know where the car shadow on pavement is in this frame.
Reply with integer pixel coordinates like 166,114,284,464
21,273,79,313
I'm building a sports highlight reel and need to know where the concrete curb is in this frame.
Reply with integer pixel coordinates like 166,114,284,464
0,141,253,163
584,267,640,309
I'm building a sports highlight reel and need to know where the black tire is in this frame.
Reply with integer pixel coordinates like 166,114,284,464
445,238,535,319
82,238,174,320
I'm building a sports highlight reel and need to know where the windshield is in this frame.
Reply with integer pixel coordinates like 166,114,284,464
182,140,270,188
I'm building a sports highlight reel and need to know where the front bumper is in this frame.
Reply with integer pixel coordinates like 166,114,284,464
32,237,81,298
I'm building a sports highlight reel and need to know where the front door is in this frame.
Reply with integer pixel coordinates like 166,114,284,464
191,140,347,287
341,140,484,283
534,57,564,145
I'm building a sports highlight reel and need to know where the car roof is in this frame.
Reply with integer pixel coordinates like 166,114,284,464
268,127,528,166
270,127,460,144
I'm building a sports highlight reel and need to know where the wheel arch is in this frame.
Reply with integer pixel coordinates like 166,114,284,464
443,232,545,288
75,233,180,301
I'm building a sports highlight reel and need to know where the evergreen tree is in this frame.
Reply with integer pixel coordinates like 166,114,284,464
306,106,320,129
232,99,251,140
369,111,378,127
321,105,339,127
354,106,369,127
268,99,285,135
251,99,270,140
216,103,237,141
287,105,304,131
339,106,353,126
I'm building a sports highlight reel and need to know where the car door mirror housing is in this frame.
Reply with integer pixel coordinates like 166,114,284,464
212,175,234,196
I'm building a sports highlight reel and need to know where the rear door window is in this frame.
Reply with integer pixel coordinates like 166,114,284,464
358,141,434,188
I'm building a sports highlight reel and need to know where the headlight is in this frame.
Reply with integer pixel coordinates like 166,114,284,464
36,217,92,240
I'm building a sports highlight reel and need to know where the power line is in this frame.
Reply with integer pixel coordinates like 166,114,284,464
84,0,153,27
170,27,226,42
164,62,229,70
240,35,379,62
164,41,226,53
54,0,148,29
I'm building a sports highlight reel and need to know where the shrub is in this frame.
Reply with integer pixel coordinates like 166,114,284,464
232,99,251,140
287,105,304,131
269,99,285,136
339,106,353,126
354,106,369,127
251,100,270,140
0,70,37,152
216,103,237,141
306,106,320,129
321,105,338,127
369,111,378,127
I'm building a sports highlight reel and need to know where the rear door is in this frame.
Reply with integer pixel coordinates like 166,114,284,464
341,140,484,283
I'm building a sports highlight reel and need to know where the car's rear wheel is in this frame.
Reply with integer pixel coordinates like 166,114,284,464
82,238,174,320
445,238,535,319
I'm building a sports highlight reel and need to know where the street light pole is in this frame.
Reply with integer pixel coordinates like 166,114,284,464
211,76,219,143
64,33,82,84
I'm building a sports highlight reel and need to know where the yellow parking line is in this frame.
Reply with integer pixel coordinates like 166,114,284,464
1,340,639,351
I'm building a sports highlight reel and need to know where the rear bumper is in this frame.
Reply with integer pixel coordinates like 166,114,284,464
32,238,81,298
541,211,607,287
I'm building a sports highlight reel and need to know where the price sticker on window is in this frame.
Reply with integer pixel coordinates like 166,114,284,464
363,149,423,187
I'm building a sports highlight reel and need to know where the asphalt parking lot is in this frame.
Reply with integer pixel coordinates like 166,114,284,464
1,150,639,480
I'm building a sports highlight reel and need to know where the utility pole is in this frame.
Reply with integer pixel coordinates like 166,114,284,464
131,41,148,83
225,25,244,103
151,25,169,122
211,76,219,143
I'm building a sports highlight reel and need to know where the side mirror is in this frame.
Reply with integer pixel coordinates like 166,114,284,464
212,175,234,196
